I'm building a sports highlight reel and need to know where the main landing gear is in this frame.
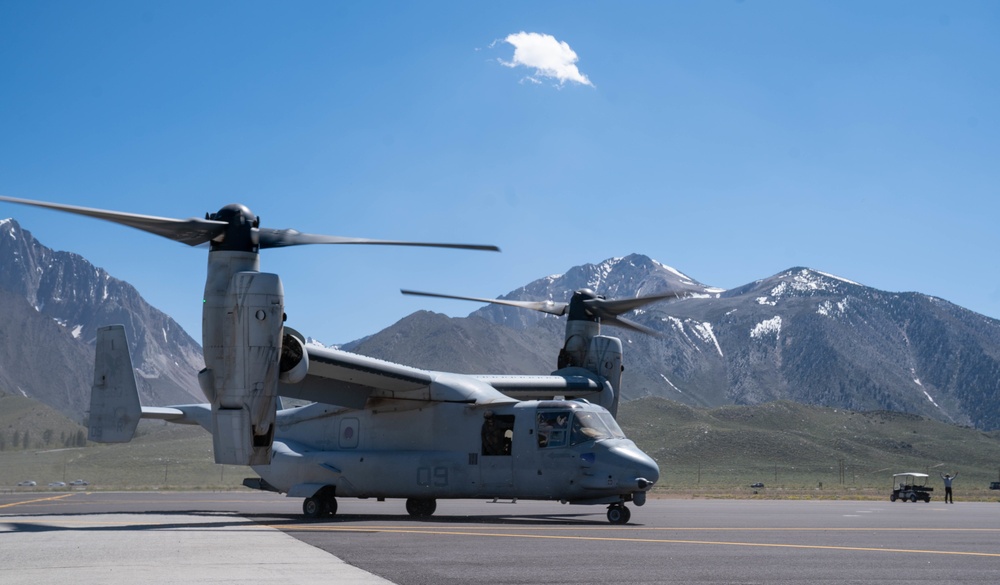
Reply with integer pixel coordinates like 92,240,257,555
302,487,338,518
302,494,439,519
405,498,437,518
606,503,631,525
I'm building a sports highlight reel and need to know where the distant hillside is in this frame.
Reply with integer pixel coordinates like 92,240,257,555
620,397,1000,491
619,398,1000,473
0,395,87,451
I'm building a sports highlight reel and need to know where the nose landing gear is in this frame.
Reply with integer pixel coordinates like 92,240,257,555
606,503,631,524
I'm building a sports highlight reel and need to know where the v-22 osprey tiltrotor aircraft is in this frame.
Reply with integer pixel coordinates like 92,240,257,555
0,195,672,524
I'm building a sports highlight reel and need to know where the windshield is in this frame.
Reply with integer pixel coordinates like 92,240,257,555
536,408,627,448
598,411,626,439
570,411,626,445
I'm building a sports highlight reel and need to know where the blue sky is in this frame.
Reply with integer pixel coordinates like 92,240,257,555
2,1,998,344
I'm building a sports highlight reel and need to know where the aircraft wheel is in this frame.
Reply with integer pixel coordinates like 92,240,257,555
406,498,437,518
607,504,630,525
303,497,324,518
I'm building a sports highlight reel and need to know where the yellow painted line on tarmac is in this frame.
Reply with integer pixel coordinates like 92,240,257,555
0,493,74,509
277,524,1000,558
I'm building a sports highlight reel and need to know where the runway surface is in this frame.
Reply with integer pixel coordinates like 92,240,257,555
2,491,998,584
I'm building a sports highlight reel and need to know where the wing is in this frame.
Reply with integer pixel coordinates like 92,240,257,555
279,345,510,408
473,369,608,401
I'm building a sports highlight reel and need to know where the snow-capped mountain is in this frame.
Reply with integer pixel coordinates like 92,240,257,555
630,265,1000,429
5,213,998,435
473,255,722,330
0,218,204,421
350,254,1000,431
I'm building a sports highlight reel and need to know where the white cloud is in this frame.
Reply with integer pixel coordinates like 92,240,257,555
496,32,594,87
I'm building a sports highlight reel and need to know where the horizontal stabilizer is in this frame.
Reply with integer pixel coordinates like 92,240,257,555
88,325,141,443
140,407,188,421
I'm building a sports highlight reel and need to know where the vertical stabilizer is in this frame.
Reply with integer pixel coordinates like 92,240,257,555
88,325,141,443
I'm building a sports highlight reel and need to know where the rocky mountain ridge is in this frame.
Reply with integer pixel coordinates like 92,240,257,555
4,214,998,434
0,218,204,421
349,254,1000,431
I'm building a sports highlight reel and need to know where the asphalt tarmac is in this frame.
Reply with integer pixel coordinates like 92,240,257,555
2,491,998,584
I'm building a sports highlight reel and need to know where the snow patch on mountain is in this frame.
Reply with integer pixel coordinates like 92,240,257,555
751,316,782,339
653,259,697,287
586,257,622,290
306,337,340,350
659,316,724,357
910,369,941,408
814,270,861,286
691,322,723,357
779,269,841,295
659,373,683,393
817,298,849,317
687,291,723,298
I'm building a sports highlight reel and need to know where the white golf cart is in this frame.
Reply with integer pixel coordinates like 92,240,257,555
890,472,933,503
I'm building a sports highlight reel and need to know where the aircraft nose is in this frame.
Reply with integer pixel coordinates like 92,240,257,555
610,444,660,486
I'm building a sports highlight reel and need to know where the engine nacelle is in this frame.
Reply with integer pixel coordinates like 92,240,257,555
559,319,601,369
583,335,623,416
279,331,309,384
203,270,284,465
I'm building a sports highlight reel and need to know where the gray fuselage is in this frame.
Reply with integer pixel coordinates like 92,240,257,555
254,398,659,505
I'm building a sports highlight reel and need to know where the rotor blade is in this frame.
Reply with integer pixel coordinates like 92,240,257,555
0,195,227,246
258,228,500,252
583,291,686,317
601,314,664,337
401,289,568,316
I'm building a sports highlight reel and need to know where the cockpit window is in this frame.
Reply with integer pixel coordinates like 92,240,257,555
570,411,625,445
537,409,626,448
536,411,570,448
597,412,626,439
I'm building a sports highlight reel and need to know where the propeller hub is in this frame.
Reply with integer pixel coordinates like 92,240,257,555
207,204,260,252
569,288,602,322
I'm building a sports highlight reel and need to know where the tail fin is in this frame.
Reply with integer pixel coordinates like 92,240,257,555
88,325,141,443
